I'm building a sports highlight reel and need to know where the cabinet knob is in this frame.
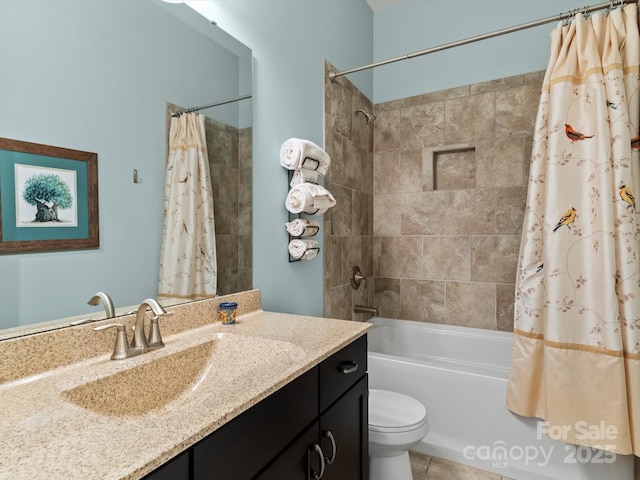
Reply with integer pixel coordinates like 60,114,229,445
322,430,337,465
310,443,326,480
338,361,358,374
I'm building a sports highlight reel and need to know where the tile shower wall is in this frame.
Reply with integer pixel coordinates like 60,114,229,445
323,61,375,320
372,71,543,331
206,117,253,295
167,104,252,296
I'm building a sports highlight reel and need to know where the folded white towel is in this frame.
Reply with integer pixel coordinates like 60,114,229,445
285,183,336,215
290,168,319,186
285,218,320,238
280,138,331,175
288,239,319,260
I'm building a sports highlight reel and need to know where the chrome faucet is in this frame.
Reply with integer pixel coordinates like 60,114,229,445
131,298,173,351
88,291,115,319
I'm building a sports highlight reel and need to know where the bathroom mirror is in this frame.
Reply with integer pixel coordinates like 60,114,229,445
0,0,252,339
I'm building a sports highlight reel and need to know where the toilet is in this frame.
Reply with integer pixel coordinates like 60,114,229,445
368,388,429,480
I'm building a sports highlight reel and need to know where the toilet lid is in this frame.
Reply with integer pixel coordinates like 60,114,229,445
369,389,427,432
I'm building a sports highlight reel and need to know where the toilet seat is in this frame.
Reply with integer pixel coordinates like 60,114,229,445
369,389,427,433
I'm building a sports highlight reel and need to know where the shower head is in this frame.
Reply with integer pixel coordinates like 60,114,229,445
354,109,376,124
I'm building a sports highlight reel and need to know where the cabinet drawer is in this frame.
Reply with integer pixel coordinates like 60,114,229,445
319,335,367,412
193,367,318,480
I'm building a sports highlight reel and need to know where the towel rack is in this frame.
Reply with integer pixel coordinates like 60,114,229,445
286,170,320,262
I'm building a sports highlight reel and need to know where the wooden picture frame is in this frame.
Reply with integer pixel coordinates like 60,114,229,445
0,137,99,253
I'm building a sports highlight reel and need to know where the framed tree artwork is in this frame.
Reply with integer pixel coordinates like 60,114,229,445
0,138,99,253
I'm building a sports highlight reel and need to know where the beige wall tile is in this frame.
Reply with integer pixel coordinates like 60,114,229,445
362,151,374,195
401,279,445,323
325,130,344,185
379,236,423,278
445,92,495,144
325,76,351,137
496,187,527,235
327,237,343,289
445,189,496,235
342,139,365,191
495,84,540,138
446,282,496,330
475,137,525,188
352,190,373,236
373,277,401,318
470,235,520,283
374,149,423,194
329,184,353,236
373,193,402,236
423,236,470,281
401,191,446,235
374,108,401,152
329,284,353,320
400,102,445,149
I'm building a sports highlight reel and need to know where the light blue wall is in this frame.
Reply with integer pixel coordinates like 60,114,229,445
0,0,242,327
202,0,596,316
373,0,588,102
190,0,374,316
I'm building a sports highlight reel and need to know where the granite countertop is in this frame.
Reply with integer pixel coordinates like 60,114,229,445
0,309,370,480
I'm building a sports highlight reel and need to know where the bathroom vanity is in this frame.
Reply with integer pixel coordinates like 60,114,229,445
0,290,370,480
147,335,368,480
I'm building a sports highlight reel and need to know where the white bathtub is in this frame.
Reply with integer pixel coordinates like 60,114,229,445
367,317,634,480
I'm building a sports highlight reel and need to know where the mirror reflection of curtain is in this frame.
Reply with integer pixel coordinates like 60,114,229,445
158,113,217,299
507,4,640,456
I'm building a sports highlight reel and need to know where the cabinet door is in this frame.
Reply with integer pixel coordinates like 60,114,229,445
320,375,369,480
193,368,318,480
255,421,321,480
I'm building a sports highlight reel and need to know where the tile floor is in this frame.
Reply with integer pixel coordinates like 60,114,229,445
409,451,514,480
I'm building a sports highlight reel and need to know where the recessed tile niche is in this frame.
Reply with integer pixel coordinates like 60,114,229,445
426,144,476,191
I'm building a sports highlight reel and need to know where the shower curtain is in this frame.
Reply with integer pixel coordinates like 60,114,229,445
506,4,640,456
158,113,217,299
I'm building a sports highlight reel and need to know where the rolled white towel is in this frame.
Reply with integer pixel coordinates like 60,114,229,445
290,168,319,186
285,218,320,237
280,138,331,175
285,182,336,215
288,239,319,260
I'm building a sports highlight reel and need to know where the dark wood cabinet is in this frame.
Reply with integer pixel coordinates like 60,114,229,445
320,375,368,480
142,451,189,480
143,334,368,480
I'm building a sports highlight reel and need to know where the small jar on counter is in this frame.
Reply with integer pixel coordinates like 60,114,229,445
219,302,238,325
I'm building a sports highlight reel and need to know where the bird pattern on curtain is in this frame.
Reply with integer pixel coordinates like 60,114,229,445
158,113,217,299
506,3,640,456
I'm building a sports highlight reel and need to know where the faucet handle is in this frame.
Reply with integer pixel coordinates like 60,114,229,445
147,311,174,349
94,323,134,360
147,317,165,349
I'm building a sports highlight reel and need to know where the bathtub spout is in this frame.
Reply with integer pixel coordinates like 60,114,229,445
354,304,378,316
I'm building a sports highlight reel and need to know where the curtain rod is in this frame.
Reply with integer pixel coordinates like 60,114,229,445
329,0,633,80
172,94,252,117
